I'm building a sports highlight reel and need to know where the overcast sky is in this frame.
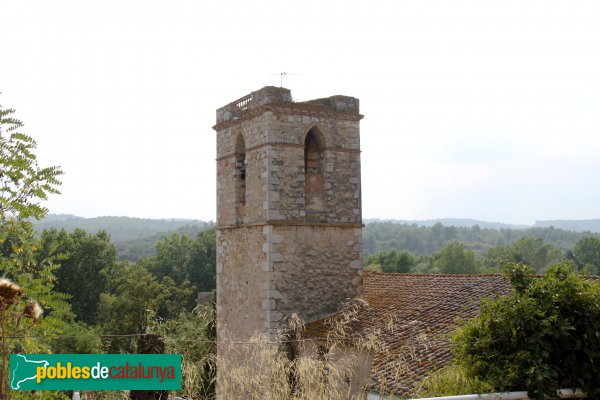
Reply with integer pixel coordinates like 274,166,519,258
2,0,599,225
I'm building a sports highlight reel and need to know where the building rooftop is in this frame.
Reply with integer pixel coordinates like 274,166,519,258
305,271,512,396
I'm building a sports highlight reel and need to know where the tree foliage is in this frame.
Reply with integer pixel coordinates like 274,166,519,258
364,235,568,275
0,106,62,220
432,242,478,274
481,237,562,273
0,102,70,398
566,236,600,274
453,262,600,399
97,262,192,353
145,230,216,307
363,221,591,258
37,228,118,324
364,250,420,273
149,299,216,399
416,364,493,397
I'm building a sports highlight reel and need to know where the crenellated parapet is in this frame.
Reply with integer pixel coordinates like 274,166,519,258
215,86,361,129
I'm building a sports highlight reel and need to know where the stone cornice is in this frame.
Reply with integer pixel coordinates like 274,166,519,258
213,104,364,131
215,143,361,161
216,220,364,230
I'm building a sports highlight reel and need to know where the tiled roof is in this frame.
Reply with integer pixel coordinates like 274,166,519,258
304,272,512,397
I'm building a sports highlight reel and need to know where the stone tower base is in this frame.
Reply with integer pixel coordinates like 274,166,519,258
217,223,363,342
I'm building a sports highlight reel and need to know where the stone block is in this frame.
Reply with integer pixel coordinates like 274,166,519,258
265,320,279,330
269,234,284,244
263,280,277,290
268,209,283,220
267,311,283,322
270,253,284,262
262,299,276,310
261,262,272,272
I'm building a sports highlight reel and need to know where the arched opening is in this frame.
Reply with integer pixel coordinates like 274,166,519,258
235,134,246,218
304,127,325,221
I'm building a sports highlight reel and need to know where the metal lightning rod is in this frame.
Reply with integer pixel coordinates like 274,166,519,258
270,72,302,87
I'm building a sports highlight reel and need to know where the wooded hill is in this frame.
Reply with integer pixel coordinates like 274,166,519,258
32,215,213,261
363,221,597,257
365,218,600,233
32,215,600,261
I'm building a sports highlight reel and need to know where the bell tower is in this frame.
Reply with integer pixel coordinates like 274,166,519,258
213,86,364,343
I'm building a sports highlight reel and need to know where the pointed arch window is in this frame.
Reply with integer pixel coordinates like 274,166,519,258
304,127,325,221
235,134,247,216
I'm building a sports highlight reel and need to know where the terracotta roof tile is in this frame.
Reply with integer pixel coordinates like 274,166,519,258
305,272,512,397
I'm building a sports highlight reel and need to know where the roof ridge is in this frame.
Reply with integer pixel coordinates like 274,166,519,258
364,271,505,277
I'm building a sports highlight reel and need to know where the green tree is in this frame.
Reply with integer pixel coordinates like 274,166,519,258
504,237,562,272
0,106,62,219
97,262,192,353
37,228,118,324
454,262,600,399
146,230,216,308
362,221,588,258
48,321,103,354
0,102,69,399
364,250,419,273
432,242,478,274
149,298,216,399
482,237,562,273
566,236,600,274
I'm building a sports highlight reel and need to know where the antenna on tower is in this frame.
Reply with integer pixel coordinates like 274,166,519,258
270,72,302,87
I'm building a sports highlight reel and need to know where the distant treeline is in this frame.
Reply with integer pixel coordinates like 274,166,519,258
32,215,213,261
363,221,594,257
116,224,213,261
363,222,600,276
33,215,600,263
32,214,213,242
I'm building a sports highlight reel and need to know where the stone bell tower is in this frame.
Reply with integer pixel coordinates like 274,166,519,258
213,86,363,343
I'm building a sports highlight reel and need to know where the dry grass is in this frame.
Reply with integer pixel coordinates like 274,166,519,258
216,301,389,400
11,300,435,400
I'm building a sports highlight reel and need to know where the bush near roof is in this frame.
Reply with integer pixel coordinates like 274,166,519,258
453,262,600,399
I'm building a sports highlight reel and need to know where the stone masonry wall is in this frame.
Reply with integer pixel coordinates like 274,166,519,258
216,110,362,226
264,225,363,332
217,224,363,339
216,226,267,341
215,86,364,340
